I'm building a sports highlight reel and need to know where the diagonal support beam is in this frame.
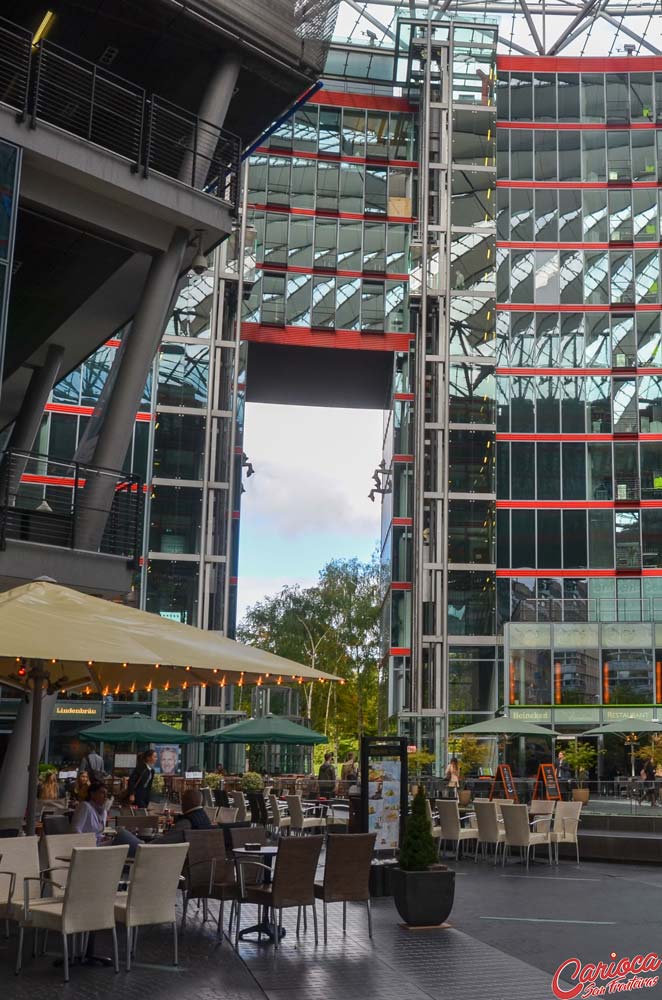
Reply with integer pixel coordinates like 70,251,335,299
498,33,538,55
547,0,602,54
518,0,545,53
597,9,662,53
343,0,401,44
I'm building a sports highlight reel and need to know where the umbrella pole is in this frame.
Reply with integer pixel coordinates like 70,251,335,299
26,660,47,837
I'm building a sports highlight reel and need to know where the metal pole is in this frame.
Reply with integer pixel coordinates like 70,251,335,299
26,661,46,836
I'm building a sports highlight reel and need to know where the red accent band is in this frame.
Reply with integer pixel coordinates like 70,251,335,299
241,322,413,352
498,120,662,132
255,262,410,282
498,303,661,312
254,146,418,169
309,90,416,113
497,55,662,72
498,241,662,251
45,402,151,421
498,180,660,190
389,647,411,656
496,568,662,577
391,582,413,591
250,202,416,225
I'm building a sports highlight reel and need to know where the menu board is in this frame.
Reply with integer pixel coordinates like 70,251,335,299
490,764,518,802
360,736,408,851
533,763,561,801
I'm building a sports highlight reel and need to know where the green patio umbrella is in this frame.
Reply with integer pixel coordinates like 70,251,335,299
451,717,558,737
581,718,662,776
79,712,197,744
203,715,326,745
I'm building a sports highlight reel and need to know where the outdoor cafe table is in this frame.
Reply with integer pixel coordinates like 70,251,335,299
232,845,281,943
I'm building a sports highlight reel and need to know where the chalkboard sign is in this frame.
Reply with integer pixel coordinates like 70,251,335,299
532,763,561,801
490,764,518,802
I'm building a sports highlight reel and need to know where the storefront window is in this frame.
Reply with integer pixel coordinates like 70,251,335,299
603,648,653,703
509,649,551,704
554,651,600,704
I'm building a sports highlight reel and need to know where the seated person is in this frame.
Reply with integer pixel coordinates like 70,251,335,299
170,788,213,832
71,781,140,856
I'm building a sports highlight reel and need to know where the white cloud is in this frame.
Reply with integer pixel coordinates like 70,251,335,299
240,403,384,540
236,574,317,624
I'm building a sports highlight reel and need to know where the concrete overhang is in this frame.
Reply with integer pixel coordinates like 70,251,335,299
0,540,134,600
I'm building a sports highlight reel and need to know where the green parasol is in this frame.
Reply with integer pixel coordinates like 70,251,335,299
451,717,558,737
203,715,326,745
79,712,196,744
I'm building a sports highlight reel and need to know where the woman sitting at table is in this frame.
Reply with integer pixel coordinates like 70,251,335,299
169,789,212,832
71,781,140,855
72,770,90,804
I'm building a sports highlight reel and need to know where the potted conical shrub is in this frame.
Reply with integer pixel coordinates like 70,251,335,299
391,786,455,927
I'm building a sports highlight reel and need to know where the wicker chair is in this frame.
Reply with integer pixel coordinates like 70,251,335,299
236,835,323,950
247,793,268,827
314,833,375,942
181,829,239,939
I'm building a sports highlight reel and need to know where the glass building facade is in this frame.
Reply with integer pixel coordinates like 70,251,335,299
0,140,20,398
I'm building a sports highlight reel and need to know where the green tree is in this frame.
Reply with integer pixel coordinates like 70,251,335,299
399,786,438,871
237,557,381,751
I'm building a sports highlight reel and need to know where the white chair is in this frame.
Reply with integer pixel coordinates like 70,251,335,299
16,844,129,982
229,792,247,822
436,799,478,860
550,801,582,865
500,803,552,870
473,800,506,864
425,799,442,847
203,806,219,824
529,799,556,832
42,834,98,896
114,842,189,970
287,795,323,835
0,836,41,930
269,794,291,836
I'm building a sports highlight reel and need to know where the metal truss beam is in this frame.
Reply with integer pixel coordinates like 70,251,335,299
518,0,545,53
547,0,602,54
343,0,400,43
597,8,662,53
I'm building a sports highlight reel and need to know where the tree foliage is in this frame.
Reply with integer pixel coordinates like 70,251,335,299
399,786,438,871
236,557,382,747
447,736,491,780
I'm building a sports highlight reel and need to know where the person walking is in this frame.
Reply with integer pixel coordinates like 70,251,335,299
318,751,337,798
557,749,572,799
445,757,460,798
78,744,105,780
127,749,157,808
641,755,657,806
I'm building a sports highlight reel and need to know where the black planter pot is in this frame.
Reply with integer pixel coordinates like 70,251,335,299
390,866,455,927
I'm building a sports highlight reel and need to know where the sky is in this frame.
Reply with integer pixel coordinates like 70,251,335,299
236,402,384,623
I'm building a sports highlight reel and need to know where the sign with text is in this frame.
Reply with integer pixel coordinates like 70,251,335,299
490,764,518,802
53,703,102,720
533,763,561,801
360,736,408,852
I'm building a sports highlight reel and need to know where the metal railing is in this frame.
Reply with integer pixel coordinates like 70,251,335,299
0,17,241,211
0,16,31,115
510,596,662,623
0,449,142,563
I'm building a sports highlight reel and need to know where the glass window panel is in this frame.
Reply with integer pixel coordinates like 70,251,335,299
448,499,495,563
639,374,662,433
386,224,408,274
385,280,407,332
615,509,641,570
452,108,495,167
559,189,582,242
364,222,386,273
510,73,533,120
555,649,599,704
608,190,633,242
449,363,495,424
319,108,341,154
497,440,509,498
512,509,535,567
581,73,605,122
497,246,509,302
390,112,414,160
537,441,560,498
560,250,583,304
153,413,205,480
589,509,614,568
342,109,365,157
146,560,199,626
611,313,636,368
631,73,654,121
535,250,559,304
510,376,535,432
339,162,364,215
288,217,313,269
448,429,495,492
290,158,315,209
149,485,202,554
264,213,288,266
336,277,360,330
293,106,318,152
585,313,610,367
603,648,653,704
635,249,660,305
606,73,630,123
286,273,312,326
641,441,662,497
449,297,496,358
338,221,362,272
447,571,496,636
582,131,606,181
638,313,662,367
314,218,338,270
247,154,267,202
560,315,584,368
584,250,609,305
558,74,580,121
366,111,389,159
266,157,290,205
316,161,340,211
157,344,209,407
510,188,533,241
365,166,387,214
536,314,559,368
633,188,658,242
311,275,335,328
53,369,81,405
511,441,535,498
534,73,556,121
535,189,558,241
632,130,656,181
607,131,631,181
361,280,385,331
610,250,634,304
510,128,532,180
510,249,533,303
497,72,509,119
451,232,495,292
642,509,662,567
586,376,611,432
388,167,412,217
563,509,588,569
261,273,286,326
510,312,534,366
583,189,608,241
510,649,551,705
587,442,613,499
562,440,586,499
452,169,496,230
497,126,509,178
534,130,557,181
496,186,509,240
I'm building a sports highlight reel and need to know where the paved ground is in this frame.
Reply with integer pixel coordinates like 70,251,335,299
4,853,662,1000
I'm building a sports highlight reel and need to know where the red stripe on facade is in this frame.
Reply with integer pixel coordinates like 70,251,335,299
105,339,121,348
498,120,662,131
249,203,416,224
498,303,661,313
391,582,412,590
392,517,413,526
229,577,238,586
389,647,411,656
497,433,653,442
393,393,415,401
497,55,662,73
496,499,662,509
498,181,660,190
496,368,662,377
498,242,662,251
255,263,410,282
254,146,418,169
240,323,414,352
496,568,662,578
44,402,151,421
309,90,416,113
393,454,414,463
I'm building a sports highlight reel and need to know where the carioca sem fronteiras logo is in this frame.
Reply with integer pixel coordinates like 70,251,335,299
552,952,662,998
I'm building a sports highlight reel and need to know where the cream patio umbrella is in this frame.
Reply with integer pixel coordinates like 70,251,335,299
0,581,339,833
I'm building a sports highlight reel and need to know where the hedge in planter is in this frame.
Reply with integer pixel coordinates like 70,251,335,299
391,786,455,927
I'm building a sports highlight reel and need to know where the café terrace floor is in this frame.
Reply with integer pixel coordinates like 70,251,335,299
4,854,662,1000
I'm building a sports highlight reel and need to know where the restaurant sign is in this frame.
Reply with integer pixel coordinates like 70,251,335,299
510,708,552,722
604,707,655,722
53,703,102,721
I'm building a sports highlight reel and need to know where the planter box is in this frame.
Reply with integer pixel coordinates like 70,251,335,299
391,866,455,927
573,788,590,804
